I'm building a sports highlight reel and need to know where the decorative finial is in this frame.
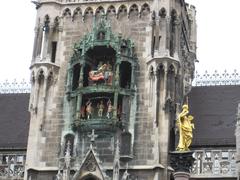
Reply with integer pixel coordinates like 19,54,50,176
113,137,120,180
88,129,98,149
121,163,130,180
56,170,63,180
31,0,41,9
64,141,72,168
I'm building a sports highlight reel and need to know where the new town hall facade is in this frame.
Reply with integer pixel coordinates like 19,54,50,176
0,0,240,180
25,0,197,179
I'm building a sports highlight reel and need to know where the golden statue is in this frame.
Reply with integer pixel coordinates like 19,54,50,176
176,104,195,152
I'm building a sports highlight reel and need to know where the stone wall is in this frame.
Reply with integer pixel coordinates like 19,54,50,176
25,0,196,179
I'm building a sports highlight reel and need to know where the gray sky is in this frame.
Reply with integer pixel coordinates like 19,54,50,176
0,0,239,81
0,1,35,81
187,0,240,74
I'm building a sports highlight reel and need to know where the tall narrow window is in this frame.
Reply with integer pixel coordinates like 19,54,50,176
149,66,154,106
51,41,57,63
158,36,161,50
152,36,156,57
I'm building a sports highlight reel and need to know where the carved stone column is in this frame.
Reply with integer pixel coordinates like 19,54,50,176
36,26,43,58
66,67,72,93
159,16,167,56
47,26,54,58
41,26,49,60
130,64,135,89
78,64,84,87
75,94,81,119
32,27,39,61
172,172,190,180
115,62,120,87
170,151,195,180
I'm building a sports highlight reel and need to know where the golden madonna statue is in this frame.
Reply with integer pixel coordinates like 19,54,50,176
176,104,195,152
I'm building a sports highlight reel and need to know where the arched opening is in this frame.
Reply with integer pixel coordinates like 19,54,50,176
120,61,131,89
83,64,91,87
95,6,105,20
159,8,166,18
83,46,115,86
81,174,100,180
148,66,154,106
106,5,116,19
73,7,82,21
118,5,127,19
167,64,176,151
63,8,71,17
38,70,45,85
84,7,93,22
72,63,81,90
155,64,165,126
167,64,176,98
64,134,74,156
80,94,114,120
129,4,139,20
140,3,150,18
67,17,137,132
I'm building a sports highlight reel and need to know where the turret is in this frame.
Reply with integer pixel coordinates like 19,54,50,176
187,4,197,52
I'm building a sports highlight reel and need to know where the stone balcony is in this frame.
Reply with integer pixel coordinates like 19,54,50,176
191,149,236,178
72,117,122,132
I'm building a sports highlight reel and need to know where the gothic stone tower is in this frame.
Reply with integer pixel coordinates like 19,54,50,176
25,0,197,179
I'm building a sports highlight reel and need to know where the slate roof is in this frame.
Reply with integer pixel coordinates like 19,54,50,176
0,93,30,149
0,86,239,150
189,85,240,147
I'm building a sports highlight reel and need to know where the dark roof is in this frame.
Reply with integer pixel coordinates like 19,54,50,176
0,93,30,149
189,85,240,147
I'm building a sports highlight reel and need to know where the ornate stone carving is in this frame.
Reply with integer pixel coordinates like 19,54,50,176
159,8,166,18
193,69,240,86
170,151,195,173
0,79,31,94
192,150,236,177
84,153,97,172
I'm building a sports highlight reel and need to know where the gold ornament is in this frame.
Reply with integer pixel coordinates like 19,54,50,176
176,104,195,152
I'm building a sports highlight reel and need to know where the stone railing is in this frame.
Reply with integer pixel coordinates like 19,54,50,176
193,70,240,86
191,149,236,178
0,153,26,179
0,79,31,94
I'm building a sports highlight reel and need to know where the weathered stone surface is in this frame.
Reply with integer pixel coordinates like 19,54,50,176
25,0,197,179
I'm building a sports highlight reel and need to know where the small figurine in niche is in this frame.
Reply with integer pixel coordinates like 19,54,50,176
98,31,105,40
97,100,105,117
104,61,113,85
117,105,122,121
97,61,103,70
80,106,86,119
86,100,93,119
89,63,107,83
106,99,113,119
98,63,107,73
107,61,112,71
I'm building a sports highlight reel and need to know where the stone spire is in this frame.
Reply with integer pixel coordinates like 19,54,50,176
113,135,120,180
62,141,72,180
